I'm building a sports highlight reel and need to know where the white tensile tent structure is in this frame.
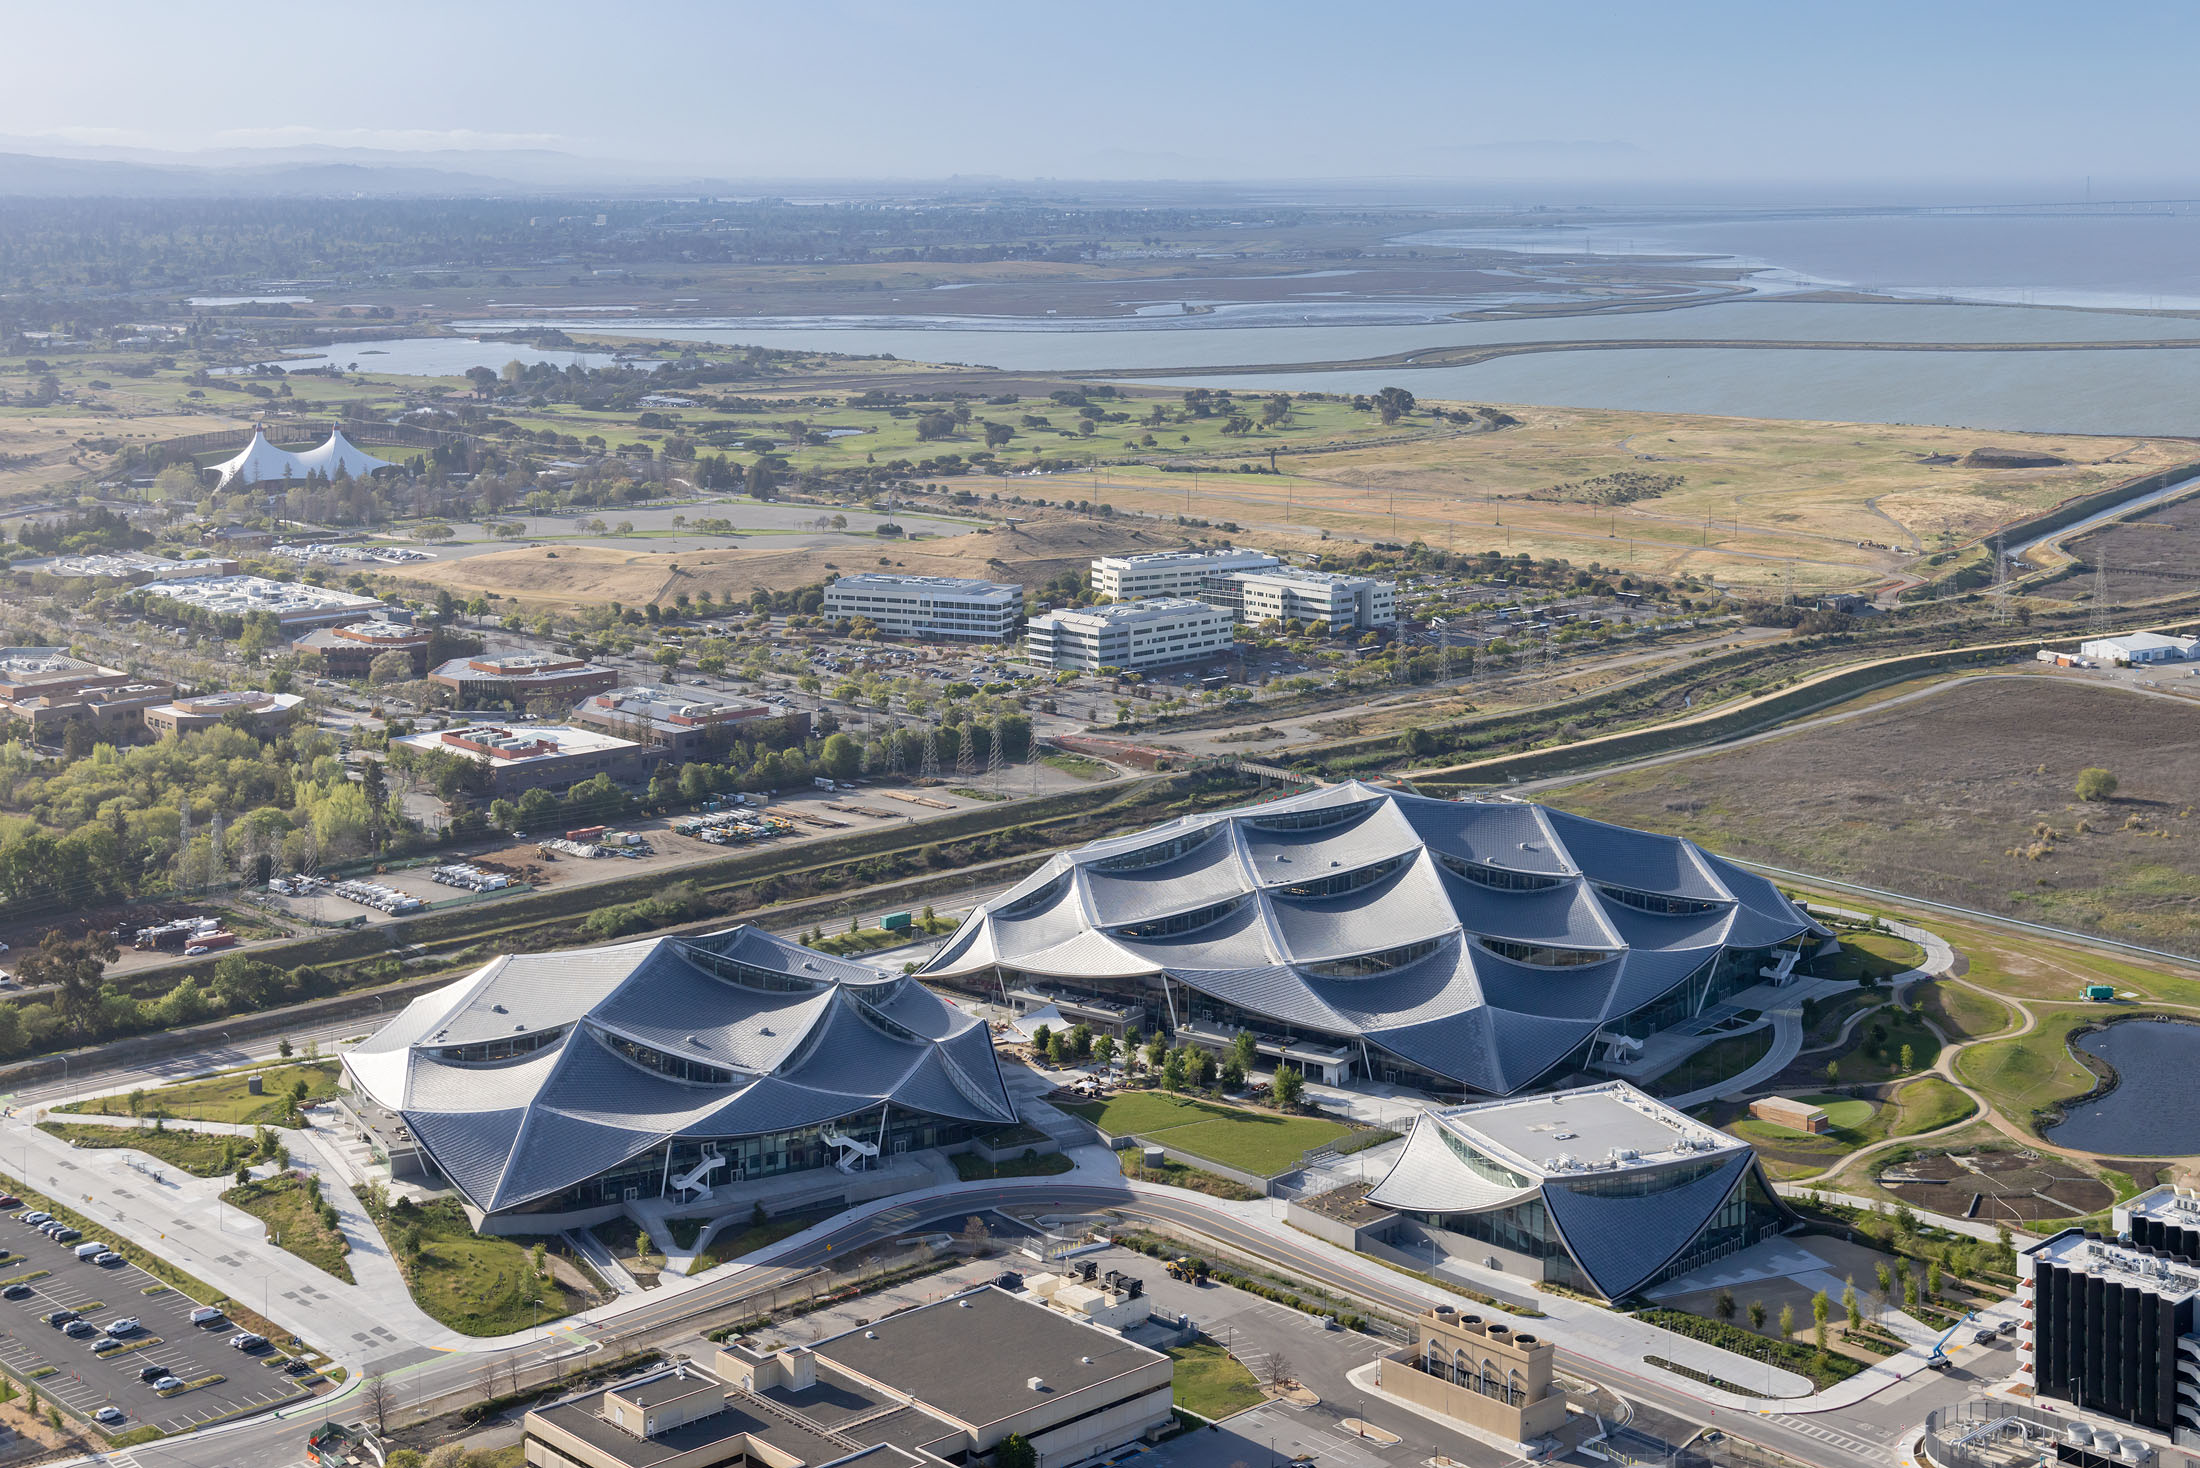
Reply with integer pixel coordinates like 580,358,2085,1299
211,427,395,489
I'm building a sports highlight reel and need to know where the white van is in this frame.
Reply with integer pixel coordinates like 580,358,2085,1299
73,1242,107,1261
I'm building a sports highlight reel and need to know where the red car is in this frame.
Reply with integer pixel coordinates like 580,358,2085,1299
0,1198,21,1211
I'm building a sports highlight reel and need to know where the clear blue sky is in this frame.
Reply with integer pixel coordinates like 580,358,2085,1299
7,0,2198,191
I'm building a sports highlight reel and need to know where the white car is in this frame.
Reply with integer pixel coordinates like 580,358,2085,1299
94,1406,124,1425
104,1317,139,1335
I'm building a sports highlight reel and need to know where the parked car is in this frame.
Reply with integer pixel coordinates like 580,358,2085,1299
229,1332,267,1351
73,1241,108,1260
62,1320,96,1338
104,1317,139,1336
0,1195,22,1209
94,1251,121,1266
94,1406,124,1425
1,1284,32,1300
90,1336,123,1353
18,1211,48,1226
150,1375,182,1393
51,1227,79,1244
41,1308,77,1326
1974,1326,2001,1344
188,1306,225,1326
137,1363,167,1383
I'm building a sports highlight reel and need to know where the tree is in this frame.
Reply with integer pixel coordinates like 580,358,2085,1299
1875,1260,1893,1309
1272,1065,1305,1109
1093,1034,1117,1067
1263,1351,1294,1388
1231,1029,1259,1073
1747,1299,1767,1333
367,650,413,686
1926,1260,1943,1300
995,1434,1036,1468
1899,1043,1914,1073
1030,1023,1051,1058
1714,1288,1736,1322
362,1372,395,1435
1372,385,1416,425
1824,1060,1840,1086
1046,1033,1068,1067
1842,1279,1860,1330
2075,767,2119,802
962,1215,992,1256
425,1447,467,1468
1778,1302,1796,1339
17,929,118,1038
1812,1290,1831,1353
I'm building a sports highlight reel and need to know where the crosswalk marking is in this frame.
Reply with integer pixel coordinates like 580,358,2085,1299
1764,1412,1889,1462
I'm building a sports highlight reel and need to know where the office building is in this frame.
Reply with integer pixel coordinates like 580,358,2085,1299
1023,597,1233,673
2020,1224,2200,1438
0,648,175,738
143,689,304,737
344,925,1015,1228
146,574,385,630
389,723,658,797
1211,567,1396,630
822,574,1022,642
428,653,619,704
527,1285,1172,1468
1366,1081,1791,1301
292,619,435,678
572,686,807,760
1090,549,1279,601
922,782,1824,1097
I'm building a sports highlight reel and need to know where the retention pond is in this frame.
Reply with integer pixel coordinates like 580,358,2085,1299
2043,1019,2200,1156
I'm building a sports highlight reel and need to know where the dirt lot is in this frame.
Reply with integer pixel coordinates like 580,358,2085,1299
2066,490,2200,603
1876,1148,2112,1223
1544,674,2200,951
382,513,1187,610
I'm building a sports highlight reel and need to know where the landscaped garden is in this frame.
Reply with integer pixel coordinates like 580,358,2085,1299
371,1195,583,1335
220,1174,353,1283
37,1121,260,1178
61,1061,342,1126
1061,1092,1353,1176
1168,1338,1265,1419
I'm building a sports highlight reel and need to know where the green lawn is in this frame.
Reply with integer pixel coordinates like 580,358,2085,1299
62,1062,343,1126
1062,1093,1351,1176
37,1122,245,1178
1916,980,2015,1042
1824,1008,1940,1085
1953,1006,2102,1128
378,1199,578,1337
1888,1076,1978,1136
220,1176,353,1284
1042,753,1114,780
1169,1338,1265,1419
1790,1093,1875,1129
692,1211,826,1274
1810,932,1925,985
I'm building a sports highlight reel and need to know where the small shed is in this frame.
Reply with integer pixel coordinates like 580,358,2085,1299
1750,1096,1830,1133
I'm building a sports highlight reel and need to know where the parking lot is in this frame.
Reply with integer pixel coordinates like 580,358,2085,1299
0,1210,316,1436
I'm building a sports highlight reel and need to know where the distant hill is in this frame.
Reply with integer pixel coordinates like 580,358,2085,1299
0,150,531,197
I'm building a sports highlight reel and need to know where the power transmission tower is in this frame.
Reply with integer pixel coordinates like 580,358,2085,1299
886,725,905,778
208,809,226,893
920,728,940,782
985,724,1008,783
1026,738,1044,795
954,728,975,779
1991,531,2013,625
178,805,194,894
2089,548,2113,635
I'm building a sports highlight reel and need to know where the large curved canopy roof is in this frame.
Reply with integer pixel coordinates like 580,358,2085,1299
345,925,1014,1214
921,782,1823,1094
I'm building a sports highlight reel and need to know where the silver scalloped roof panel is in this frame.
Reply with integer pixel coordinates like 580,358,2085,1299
344,926,1015,1214
922,782,1825,1095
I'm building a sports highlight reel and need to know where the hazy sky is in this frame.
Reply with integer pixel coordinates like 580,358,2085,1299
8,0,2198,190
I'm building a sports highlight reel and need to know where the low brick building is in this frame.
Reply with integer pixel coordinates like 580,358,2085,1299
391,723,659,797
292,619,435,678
570,685,806,761
143,690,304,738
0,647,175,739
429,653,618,705
1377,1305,1570,1447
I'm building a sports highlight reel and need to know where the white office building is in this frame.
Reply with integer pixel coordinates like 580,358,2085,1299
1090,549,1280,601
1208,567,1396,630
822,573,1022,642
1024,597,1234,672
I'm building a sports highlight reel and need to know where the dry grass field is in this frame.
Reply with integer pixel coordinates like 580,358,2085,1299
1075,405,2188,593
1544,674,2200,949
2065,491,2200,603
382,513,1185,609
